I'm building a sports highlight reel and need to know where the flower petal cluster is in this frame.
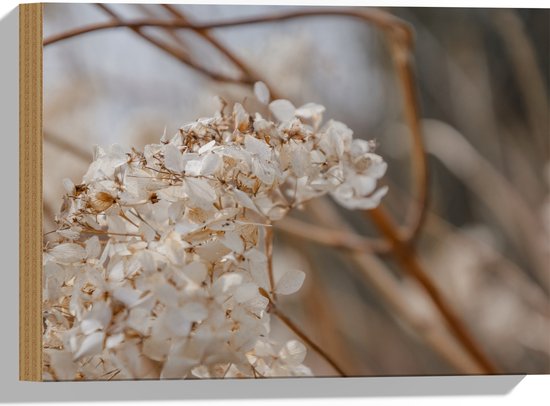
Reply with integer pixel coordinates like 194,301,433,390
43,91,387,380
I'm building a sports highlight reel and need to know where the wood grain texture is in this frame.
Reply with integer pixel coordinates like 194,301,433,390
19,2,43,382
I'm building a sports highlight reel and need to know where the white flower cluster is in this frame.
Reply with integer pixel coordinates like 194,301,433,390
43,89,388,380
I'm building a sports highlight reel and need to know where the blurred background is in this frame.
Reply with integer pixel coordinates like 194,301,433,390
43,4,549,376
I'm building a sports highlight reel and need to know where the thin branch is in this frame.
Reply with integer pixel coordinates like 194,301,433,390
285,231,370,375
424,120,550,291
94,4,249,85
79,229,143,238
44,130,91,162
307,198,485,374
491,10,549,156
44,9,412,48
134,4,193,59
272,306,347,376
385,30,429,247
160,4,282,99
275,216,389,253
367,206,499,374
264,222,276,300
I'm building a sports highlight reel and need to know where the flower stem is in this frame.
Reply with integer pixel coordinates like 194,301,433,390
272,306,347,377
265,223,276,300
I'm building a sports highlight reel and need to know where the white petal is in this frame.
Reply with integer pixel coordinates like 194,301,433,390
48,350,78,380
80,319,103,335
161,355,197,379
198,140,216,155
142,336,170,361
62,178,75,194
56,228,81,240
164,144,183,172
232,187,259,212
183,177,217,207
254,81,270,105
234,283,259,303
183,261,207,285
108,260,125,282
221,231,244,253
73,331,104,361
269,99,296,122
85,236,101,259
49,243,86,264
213,272,243,294
200,152,222,176
112,287,142,308
233,103,250,132
244,134,271,160
184,160,202,176
181,302,208,322
279,340,307,366
275,269,305,295
105,333,124,349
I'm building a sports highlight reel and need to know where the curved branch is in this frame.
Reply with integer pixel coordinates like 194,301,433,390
161,4,281,99
386,34,429,247
275,216,389,253
44,9,412,47
94,4,247,85
367,206,498,374
272,306,347,376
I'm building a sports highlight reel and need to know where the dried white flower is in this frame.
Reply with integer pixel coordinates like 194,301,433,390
43,95,387,380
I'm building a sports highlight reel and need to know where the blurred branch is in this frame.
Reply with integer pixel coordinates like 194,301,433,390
287,233,370,375
491,10,549,156
44,130,90,162
44,9,413,47
44,7,410,104
384,172,550,318
161,5,281,99
95,4,249,85
275,217,389,253
424,213,550,318
134,4,193,59
307,198,485,374
367,206,498,374
424,119,550,291
384,31,429,248
272,306,347,376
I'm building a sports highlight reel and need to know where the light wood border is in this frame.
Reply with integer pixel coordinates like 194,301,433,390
19,2,43,382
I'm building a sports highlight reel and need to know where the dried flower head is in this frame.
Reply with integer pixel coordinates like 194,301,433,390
43,87,387,380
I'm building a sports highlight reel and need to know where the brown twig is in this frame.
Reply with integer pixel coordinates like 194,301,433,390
94,4,249,85
491,10,549,156
283,231,368,375
275,216,389,253
134,4,193,59
44,130,91,162
44,9,412,47
161,4,281,99
367,206,498,374
43,7,408,106
264,222,276,300
424,120,550,291
385,32,429,247
272,306,347,376
307,198,485,374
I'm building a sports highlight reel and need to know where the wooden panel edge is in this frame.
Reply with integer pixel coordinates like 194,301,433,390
19,2,43,382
